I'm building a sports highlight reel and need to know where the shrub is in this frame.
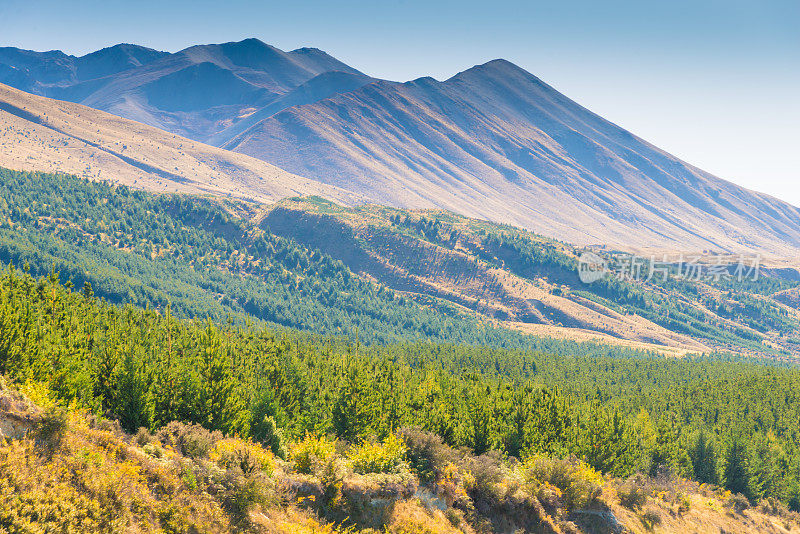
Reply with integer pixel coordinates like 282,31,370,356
727,493,750,514
37,406,68,448
156,421,222,459
143,442,164,459
523,456,603,510
677,492,691,514
289,434,337,475
462,451,505,504
398,427,458,482
133,427,154,447
759,496,790,517
536,482,565,510
16,379,54,410
558,521,581,534
444,508,461,527
617,475,649,510
223,474,270,520
350,434,407,474
640,507,662,530
210,438,275,476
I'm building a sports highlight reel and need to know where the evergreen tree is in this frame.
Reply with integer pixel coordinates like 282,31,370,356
196,321,245,434
724,438,752,499
332,369,377,441
689,430,719,484
113,350,154,432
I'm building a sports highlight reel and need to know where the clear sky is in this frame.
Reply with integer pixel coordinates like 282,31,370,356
2,0,798,205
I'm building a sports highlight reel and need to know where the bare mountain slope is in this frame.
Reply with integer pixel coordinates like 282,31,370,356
0,82,358,204
225,59,800,260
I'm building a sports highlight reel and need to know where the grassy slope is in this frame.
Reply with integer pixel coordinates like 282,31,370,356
0,82,357,205
2,380,798,534
261,197,800,358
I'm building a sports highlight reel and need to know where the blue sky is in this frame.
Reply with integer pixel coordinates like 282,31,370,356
2,0,798,205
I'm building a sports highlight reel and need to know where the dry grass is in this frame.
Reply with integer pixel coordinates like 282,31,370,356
0,82,361,206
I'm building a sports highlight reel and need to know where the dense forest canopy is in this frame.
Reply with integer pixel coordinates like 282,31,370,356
2,265,800,508
0,167,686,358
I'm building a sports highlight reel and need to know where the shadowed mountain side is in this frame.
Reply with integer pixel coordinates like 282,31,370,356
226,60,800,260
0,82,360,205
211,70,373,146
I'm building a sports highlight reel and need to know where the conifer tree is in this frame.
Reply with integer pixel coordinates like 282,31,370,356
690,430,719,484
332,369,377,441
113,350,154,432
724,438,753,499
196,320,245,434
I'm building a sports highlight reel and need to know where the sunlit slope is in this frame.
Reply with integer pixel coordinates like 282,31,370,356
0,82,359,205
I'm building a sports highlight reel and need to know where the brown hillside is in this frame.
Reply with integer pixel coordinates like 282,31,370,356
0,82,360,205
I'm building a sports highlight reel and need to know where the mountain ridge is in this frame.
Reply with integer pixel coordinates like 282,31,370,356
224,57,800,259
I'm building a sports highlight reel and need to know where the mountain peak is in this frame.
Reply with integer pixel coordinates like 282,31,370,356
290,46,325,54
74,43,169,81
77,43,166,59
451,58,538,81
225,37,270,49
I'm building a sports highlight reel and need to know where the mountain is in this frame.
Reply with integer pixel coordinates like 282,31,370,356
0,43,168,90
0,82,358,204
0,39,367,142
2,40,799,261
223,59,800,260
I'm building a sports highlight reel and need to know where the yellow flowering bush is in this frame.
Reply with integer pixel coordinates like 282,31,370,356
349,434,407,474
289,434,337,475
0,413,230,533
523,455,603,510
209,438,275,476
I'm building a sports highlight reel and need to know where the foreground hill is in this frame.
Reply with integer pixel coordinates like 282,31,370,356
0,82,358,205
3,382,799,534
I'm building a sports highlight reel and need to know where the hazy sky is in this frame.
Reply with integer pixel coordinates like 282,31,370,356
2,0,798,205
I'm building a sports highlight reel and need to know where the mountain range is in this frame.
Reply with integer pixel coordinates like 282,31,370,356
1,38,799,261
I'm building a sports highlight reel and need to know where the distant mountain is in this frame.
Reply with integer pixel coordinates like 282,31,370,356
0,44,168,89
0,39,367,142
2,40,800,259
0,82,358,205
